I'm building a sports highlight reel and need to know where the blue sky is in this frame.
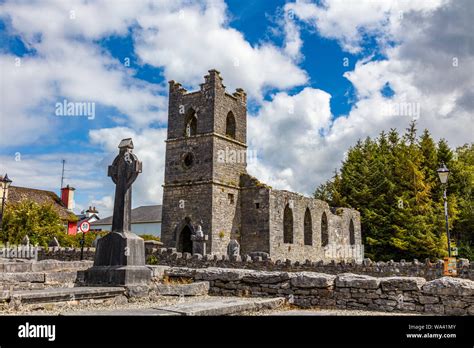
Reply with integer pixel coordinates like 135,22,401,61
0,0,472,217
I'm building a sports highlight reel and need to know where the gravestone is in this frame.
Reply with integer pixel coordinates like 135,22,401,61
85,138,151,286
48,237,60,247
21,235,30,246
191,224,208,255
227,239,240,257
92,235,101,248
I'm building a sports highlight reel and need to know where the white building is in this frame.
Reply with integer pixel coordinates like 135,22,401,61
91,205,162,237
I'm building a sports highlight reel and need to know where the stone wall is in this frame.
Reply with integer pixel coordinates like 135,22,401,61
164,267,474,315
147,248,474,280
37,247,96,261
240,186,271,254
31,246,474,281
0,259,92,290
268,190,362,262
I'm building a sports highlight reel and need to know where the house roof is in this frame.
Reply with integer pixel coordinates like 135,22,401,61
91,205,162,225
7,186,77,222
76,214,100,226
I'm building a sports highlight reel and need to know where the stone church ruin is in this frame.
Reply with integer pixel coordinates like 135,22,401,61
161,70,363,262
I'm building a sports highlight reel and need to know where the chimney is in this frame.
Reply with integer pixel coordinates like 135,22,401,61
61,185,75,210
85,206,98,218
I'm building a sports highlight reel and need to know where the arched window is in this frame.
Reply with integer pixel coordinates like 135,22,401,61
349,219,355,245
283,204,293,244
321,212,328,247
226,112,236,139
304,208,312,245
185,110,197,137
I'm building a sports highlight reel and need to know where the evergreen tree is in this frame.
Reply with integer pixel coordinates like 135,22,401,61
315,122,472,260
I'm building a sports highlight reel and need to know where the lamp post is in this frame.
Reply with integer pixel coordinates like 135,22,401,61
0,173,13,243
437,163,450,257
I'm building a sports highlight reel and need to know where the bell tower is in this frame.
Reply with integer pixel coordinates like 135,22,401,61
161,70,247,255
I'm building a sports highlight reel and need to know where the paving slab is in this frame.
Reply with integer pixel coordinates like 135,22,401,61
62,308,177,316
59,297,284,316
155,297,285,316
11,286,125,304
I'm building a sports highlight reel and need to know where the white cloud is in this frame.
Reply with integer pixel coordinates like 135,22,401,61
247,87,333,193
286,0,447,54
133,0,307,100
1,0,472,213
89,195,114,218
0,1,168,147
89,126,167,210
247,0,473,197
1,0,307,141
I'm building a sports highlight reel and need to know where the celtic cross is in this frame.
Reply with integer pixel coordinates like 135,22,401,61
108,138,142,233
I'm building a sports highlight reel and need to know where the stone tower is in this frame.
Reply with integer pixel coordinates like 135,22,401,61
161,70,247,255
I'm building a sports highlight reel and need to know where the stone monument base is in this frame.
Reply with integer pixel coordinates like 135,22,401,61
84,231,151,286
85,265,151,286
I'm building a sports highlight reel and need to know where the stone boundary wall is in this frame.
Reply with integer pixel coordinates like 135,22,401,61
37,247,96,261
165,267,474,315
27,247,474,280
147,248,473,281
16,246,473,281
0,260,93,291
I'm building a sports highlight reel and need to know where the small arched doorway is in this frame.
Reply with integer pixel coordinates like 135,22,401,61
179,225,193,253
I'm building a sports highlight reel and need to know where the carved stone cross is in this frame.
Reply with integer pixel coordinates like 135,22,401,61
85,138,151,287
108,138,142,233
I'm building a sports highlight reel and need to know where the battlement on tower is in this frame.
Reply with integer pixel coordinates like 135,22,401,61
168,69,247,105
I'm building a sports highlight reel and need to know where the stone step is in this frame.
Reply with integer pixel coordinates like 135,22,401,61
62,297,285,316
155,297,285,316
9,286,125,304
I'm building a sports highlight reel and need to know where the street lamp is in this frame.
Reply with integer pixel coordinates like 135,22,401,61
0,173,13,242
437,163,450,257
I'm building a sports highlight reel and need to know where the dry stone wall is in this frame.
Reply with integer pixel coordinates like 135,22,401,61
148,248,474,280
164,267,474,315
0,259,92,290
27,247,474,280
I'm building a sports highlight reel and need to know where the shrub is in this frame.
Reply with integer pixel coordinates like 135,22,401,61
2,200,65,248
146,255,158,265
139,234,160,242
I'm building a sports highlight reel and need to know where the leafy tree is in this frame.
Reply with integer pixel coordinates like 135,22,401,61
2,200,65,247
1,200,109,248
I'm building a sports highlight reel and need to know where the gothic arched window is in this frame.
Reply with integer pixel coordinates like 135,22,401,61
283,204,293,244
349,219,355,245
185,109,197,137
304,208,312,246
226,111,236,139
321,212,328,247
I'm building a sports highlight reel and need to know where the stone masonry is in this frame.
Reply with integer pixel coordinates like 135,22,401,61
164,267,474,315
160,70,362,262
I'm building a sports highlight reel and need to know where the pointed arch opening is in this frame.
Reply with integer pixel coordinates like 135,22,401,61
185,109,197,137
225,111,236,139
283,204,293,244
349,219,355,245
178,225,193,253
304,208,312,246
175,217,194,254
321,212,329,247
